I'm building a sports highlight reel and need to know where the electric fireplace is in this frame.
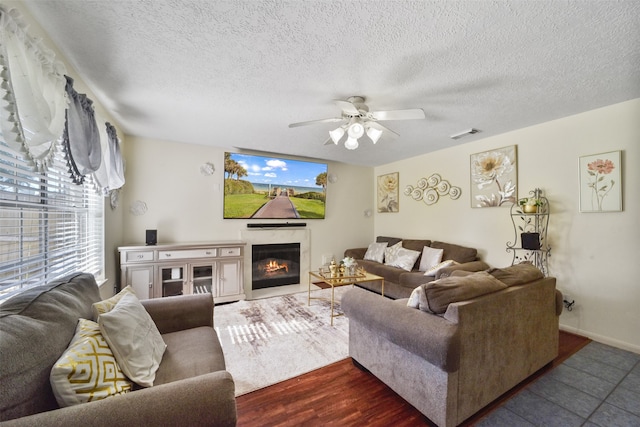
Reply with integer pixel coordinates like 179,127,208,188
251,243,301,289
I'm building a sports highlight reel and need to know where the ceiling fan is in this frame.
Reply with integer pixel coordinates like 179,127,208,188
288,96,426,150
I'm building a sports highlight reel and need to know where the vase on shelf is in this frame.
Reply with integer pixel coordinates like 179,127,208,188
523,205,538,214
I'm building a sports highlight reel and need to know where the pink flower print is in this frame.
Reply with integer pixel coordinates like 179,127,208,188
585,158,616,210
587,159,615,175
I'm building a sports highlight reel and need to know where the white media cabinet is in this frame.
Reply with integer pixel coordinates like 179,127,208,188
118,241,246,303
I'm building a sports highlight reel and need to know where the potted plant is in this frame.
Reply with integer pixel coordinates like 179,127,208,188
518,197,542,213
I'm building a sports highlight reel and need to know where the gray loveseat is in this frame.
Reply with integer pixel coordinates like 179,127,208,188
0,272,236,426
342,264,562,427
344,236,490,299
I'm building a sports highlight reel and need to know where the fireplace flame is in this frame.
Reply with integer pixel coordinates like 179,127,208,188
264,260,288,273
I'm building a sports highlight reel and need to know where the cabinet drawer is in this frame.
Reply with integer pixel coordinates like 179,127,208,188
159,248,217,260
219,247,241,257
124,251,154,263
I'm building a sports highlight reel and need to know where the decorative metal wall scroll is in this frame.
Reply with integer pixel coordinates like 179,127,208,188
403,174,461,205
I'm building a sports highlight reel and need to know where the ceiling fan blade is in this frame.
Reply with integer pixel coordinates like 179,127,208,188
367,121,399,138
288,117,344,128
370,108,426,121
334,100,360,116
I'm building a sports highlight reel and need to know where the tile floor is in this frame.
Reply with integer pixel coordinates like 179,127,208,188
478,341,640,426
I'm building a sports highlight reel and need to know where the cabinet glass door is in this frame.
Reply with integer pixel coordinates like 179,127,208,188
192,264,214,295
159,265,186,297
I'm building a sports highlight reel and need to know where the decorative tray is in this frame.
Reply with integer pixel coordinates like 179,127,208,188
319,270,367,280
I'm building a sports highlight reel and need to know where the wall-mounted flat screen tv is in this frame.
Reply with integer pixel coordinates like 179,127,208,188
224,152,328,219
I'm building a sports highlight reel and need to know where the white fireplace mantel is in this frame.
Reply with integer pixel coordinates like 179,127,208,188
240,228,310,299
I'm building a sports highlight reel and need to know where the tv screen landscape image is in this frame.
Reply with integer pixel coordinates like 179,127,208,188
224,152,328,219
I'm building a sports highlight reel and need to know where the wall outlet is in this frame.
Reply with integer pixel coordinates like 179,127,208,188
322,254,333,266
563,294,576,311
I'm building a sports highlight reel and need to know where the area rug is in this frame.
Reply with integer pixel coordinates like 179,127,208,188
214,286,350,396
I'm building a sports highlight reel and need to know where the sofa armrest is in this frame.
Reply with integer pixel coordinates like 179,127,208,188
555,289,564,315
342,288,460,372
436,260,490,279
0,371,236,427
141,293,214,334
344,247,367,260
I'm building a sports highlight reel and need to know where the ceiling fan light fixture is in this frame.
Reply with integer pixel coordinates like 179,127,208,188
347,121,364,139
329,127,345,144
344,137,359,150
366,126,383,144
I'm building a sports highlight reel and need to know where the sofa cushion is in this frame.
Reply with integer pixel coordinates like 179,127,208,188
488,262,544,286
98,292,167,387
357,259,405,285
450,269,475,277
376,236,402,247
399,271,437,288
50,319,132,407
408,271,507,314
384,242,403,265
0,273,101,421
386,247,421,271
430,241,477,263
399,239,432,253
154,327,227,385
363,242,388,263
418,246,444,271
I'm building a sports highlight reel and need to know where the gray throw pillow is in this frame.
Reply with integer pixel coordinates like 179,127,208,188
408,271,507,314
363,242,388,263
488,262,544,286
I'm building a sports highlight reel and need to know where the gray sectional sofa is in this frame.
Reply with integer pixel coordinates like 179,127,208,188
344,236,490,299
342,264,563,427
0,273,237,426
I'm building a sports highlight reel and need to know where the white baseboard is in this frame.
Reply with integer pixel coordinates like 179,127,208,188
560,325,640,355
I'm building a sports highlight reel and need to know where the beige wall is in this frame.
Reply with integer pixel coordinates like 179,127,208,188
120,136,374,276
375,99,640,353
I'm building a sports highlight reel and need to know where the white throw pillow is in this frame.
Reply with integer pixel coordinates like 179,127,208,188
363,242,388,263
407,285,427,309
387,247,421,271
423,259,459,276
98,292,166,387
50,319,132,407
418,246,444,272
92,285,136,320
384,242,403,266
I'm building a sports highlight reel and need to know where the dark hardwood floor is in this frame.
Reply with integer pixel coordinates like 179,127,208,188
236,331,590,426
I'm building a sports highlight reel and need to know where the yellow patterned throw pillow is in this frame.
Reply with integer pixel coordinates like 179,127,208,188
91,285,136,320
50,318,132,407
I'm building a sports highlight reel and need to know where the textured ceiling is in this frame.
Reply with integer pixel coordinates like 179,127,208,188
22,0,640,166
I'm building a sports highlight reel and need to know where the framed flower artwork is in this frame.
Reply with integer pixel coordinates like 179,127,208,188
470,145,517,208
377,172,399,213
579,150,622,212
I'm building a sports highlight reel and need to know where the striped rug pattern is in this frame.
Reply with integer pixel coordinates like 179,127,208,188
214,286,351,395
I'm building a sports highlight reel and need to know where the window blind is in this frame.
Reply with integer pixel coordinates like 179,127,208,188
0,138,104,303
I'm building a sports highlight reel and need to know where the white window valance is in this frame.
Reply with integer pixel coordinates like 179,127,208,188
0,6,68,171
92,121,126,194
